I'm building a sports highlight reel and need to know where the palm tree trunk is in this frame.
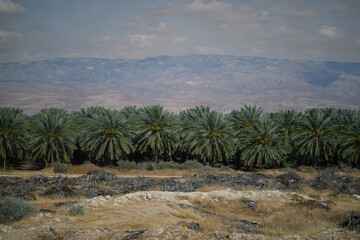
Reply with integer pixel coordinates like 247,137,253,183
44,156,48,168
155,148,158,163
3,156,6,171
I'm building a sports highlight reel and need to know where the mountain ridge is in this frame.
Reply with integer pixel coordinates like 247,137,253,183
1,54,359,114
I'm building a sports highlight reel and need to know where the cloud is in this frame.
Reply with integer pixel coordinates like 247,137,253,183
319,25,344,38
270,0,316,18
0,0,25,15
0,29,22,41
184,0,268,24
128,34,159,48
326,0,360,15
195,46,224,55
151,3,181,15
91,34,188,59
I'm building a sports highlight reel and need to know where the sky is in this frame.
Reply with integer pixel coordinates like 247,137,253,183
0,0,360,63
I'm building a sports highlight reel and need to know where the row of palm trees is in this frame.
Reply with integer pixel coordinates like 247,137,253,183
1,105,359,171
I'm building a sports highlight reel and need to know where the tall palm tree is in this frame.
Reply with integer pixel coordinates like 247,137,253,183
29,109,77,167
229,105,263,131
135,105,177,163
238,117,289,169
293,109,337,167
271,110,301,143
339,116,360,166
78,108,133,164
181,109,236,165
0,107,27,171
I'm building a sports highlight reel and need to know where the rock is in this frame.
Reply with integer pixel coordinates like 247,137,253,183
242,199,257,211
310,171,360,195
291,194,330,210
0,224,12,233
85,190,97,198
341,211,360,232
40,184,77,199
84,170,118,182
227,220,260,234
276,172,306,185
213,231,230,240
122,229,146,239
186,222,202,232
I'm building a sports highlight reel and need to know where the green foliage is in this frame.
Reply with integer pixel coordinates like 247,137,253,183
53,162,70,173
0,107,27,171
78,108,134,164
239,117,290,168
135,105,177,162
293,109,337,166
1,105,360,170
339,118,360,165
67,204,84,216
116,160,137,171
0,197,35,223
181,108,236,165
29,108,77,167
308,193,321,200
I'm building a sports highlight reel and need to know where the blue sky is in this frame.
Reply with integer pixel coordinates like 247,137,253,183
0,0,359,63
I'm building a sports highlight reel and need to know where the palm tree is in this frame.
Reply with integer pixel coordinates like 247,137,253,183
339,116,360,166
238,117,289,169
0,107,27,171
78,108,133,164
293,109,337,167
181,108,236,165
135,105,177,163
29,109,77,167
271,110,301,143
229,105,263,131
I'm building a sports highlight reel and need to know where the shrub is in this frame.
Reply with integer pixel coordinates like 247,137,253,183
137,161,159,171
117,160,137,171
67,204,84,216
53,162,70,173
0,197,35,223
179,160,205,170
157,161,179,170
309,193,321,200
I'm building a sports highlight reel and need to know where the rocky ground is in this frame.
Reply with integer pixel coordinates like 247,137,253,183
0,170,360,239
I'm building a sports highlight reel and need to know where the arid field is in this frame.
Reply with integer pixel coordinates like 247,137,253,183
1,166,360,240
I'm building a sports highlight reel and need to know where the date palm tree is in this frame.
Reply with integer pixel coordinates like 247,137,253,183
229,105,263,131
293,109,337,167
339,114,360,166
238,117,289,169
0,107,27,171
181,108,236,165
78,108,134,164
135,105,177,162
29,108,77,167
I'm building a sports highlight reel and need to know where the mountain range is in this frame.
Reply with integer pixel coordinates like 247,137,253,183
1,54,360,114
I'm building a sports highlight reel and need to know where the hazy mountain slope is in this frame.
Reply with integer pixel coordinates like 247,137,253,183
0,55,359,114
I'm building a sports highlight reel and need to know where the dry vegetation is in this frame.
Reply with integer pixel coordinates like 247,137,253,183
1,168,360,239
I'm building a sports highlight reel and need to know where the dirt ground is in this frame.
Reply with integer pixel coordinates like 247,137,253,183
1,169,360,239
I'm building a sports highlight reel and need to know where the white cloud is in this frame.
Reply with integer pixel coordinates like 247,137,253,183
0,0,25,15
271,0,316,18
156,22,171,33
319,25,344,38
128,34,158,48
0,29,22,41
195,46,224,55
173,36,187,45
184,0,267,24
91,34,189,59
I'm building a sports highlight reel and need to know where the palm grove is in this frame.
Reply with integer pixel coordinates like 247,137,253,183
1,105,360,171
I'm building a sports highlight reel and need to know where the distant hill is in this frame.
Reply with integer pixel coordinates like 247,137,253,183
1,55,359,114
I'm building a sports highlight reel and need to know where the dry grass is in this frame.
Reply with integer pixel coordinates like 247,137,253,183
170,208,225,233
